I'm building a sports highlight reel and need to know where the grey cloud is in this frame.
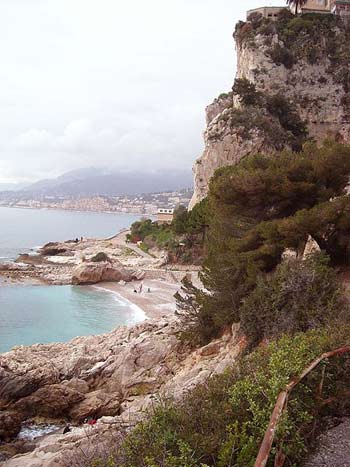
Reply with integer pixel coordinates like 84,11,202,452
0,0,283,183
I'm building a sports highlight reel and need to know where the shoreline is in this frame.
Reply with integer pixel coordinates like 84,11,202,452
93,284,148,322
96,278,180,320
0,204,153,217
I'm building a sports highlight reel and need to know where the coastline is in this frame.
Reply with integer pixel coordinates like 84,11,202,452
0,204,152,217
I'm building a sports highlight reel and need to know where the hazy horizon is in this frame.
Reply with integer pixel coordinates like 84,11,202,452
1,0,283,185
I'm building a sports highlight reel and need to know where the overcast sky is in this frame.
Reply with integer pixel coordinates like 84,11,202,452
0,0,283,183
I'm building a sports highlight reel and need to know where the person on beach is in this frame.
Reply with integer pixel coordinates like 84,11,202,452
139,282,143,294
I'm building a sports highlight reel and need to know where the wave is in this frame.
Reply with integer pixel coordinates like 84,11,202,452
93,286,147,322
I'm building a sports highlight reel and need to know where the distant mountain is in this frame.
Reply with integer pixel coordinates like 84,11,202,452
6,168,193,198
0,182,29,192
27,168,111,193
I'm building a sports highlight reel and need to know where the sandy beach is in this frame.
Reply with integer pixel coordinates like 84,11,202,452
96,277,181,320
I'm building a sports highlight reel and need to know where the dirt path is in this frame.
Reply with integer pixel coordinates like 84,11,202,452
305,418,350,467
109,229,154,259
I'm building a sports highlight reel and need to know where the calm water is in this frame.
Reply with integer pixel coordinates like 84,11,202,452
0,206,139,261
0,207,143,353
0,285,145,353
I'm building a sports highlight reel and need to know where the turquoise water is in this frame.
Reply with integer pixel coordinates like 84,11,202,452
0,285,145,353
0,206,139,261
0,207,144,353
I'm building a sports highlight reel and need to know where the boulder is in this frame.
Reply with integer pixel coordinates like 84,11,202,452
69,390,121,422
302,235,321,260
13,384,85,418
39,242,68,256
71,261,132,285
61,378,90,394
0,369,43,407
0,411,22,441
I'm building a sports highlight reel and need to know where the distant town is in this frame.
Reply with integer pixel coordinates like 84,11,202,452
0,189,193,216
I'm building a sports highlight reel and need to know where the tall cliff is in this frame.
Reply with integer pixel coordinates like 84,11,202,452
190,11,350,208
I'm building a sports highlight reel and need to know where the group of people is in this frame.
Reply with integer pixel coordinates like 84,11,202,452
133,282,151,294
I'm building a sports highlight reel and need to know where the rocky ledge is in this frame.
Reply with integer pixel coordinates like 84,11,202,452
0,232,159,285
0,317,243,466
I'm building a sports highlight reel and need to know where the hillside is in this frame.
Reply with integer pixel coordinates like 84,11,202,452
0,168,193,200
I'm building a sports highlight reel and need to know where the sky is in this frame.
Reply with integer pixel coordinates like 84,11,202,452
0,0,283,184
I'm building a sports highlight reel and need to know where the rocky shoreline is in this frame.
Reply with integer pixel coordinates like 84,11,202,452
0,230,209,465
0,315,243,466
0,230,159,286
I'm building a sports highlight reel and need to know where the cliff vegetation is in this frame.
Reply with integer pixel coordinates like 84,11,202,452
91,141,350,467
127,200,209,264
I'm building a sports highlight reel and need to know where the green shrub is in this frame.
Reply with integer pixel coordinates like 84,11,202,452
268,43,296,69
232,78,263,106
240,253,345,347
90,252,112,263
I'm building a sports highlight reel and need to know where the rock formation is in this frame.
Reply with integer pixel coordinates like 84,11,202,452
190,13,350,207
71,260,138,285
0,318,244,465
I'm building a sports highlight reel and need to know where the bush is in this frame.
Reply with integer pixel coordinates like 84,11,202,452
240,253,345,347
266,94,308,150
232,78,263,106
90,325,350,466
90,252,112,263
269,43,296,69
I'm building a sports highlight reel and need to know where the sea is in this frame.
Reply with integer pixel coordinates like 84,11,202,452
0,206,144,353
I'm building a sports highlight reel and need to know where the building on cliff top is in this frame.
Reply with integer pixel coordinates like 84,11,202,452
246,6,286,20
300,0,350,16
331,0,350,17
247,0,350,18
299,0,333,14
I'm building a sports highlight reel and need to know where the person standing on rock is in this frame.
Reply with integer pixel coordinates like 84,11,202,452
63,425,71,434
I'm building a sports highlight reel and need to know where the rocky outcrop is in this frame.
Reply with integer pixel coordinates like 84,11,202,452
1,233,153,285
0,318,244,465
71,261,135,285
190,17,350,208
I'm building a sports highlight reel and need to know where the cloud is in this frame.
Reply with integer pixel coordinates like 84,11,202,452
17,129,52,149
0,0,283,183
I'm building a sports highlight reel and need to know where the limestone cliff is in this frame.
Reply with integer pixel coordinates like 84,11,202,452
190,12,350,208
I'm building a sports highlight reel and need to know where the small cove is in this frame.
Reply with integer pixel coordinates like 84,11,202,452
0,284,145,353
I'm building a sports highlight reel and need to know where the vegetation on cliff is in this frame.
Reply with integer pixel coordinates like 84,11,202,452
230,78,308,151
235,10,350,98
91,325,350,467
127,199,209,264
176,141,350,345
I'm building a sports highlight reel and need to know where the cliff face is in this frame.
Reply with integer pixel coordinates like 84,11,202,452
190,13,350,208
